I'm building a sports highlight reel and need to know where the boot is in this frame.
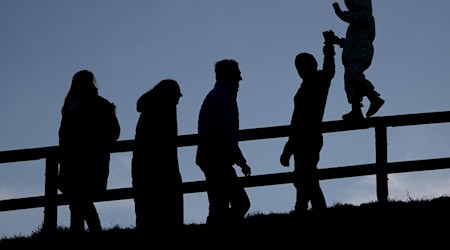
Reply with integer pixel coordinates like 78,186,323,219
366,91,385,118
342,103,364,121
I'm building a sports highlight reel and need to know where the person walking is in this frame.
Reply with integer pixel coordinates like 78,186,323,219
280,31,338,216
131,79,184,237
58,69,120,234
195,59,252,228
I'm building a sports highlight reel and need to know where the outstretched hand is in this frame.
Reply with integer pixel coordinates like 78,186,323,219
332,2,341,13
280,153,290,167
241,163,251,177
323,30,339,45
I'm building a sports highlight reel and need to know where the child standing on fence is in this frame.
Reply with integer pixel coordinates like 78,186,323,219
332,0,384,120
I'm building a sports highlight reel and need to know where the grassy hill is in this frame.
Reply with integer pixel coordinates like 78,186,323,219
1,196,449,248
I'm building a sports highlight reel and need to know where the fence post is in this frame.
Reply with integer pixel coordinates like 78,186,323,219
42,155,59,234
375,126,388,202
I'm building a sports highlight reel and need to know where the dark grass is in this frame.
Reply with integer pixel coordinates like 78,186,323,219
2,196,450,247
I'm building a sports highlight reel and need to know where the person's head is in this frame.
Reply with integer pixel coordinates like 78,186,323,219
295,53,318,80
69,70,98,99
136,79,182,113
62,70,99,113
153,79,182,105
215,59,242,94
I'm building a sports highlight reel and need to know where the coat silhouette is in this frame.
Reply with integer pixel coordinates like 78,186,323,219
196,59,252,227
131,79,183,236
332,0,384,119
58,69,120,233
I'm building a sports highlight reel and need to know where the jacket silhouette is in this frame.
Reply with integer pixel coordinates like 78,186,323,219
332,0,384,119
196,59,252,227
58,70,120,233
131,79,183,236
280,31,337,215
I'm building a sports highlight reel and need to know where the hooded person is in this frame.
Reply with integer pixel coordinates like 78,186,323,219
131,79,184,238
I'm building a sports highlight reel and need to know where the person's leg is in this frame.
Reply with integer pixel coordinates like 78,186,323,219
342,63,368,121
158,183,184,235
229,169,250,222
310,173,326,210
366,90,385,117
69,198,85,234
310,142,326,210
345,58,384,118
83,200,102,233
174,182,184,233
294,142,326,213
293,152,312,215
132,182,147,234
204,167,229,226
294,173,312,215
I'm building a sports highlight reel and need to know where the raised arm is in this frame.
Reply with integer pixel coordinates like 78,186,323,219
322,30,336,79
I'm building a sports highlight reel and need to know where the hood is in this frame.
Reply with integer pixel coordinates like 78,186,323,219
136,91,158,113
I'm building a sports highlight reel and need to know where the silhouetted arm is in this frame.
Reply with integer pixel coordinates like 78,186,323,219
110,103,121,142
238,161,252,177
280,120,296,167
322,30,336,79
333,37,345,48
333,2,371,25
280,141,292,167
332,2,344,20
233,122,251,176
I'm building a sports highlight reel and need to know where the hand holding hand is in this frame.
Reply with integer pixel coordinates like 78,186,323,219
323,29,340,45
323,30,335,43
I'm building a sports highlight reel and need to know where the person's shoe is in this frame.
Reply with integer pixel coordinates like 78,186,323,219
342,109,364,121
366,96,385,118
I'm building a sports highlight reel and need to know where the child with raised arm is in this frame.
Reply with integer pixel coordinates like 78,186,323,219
332,0,384,120
280,30,338,216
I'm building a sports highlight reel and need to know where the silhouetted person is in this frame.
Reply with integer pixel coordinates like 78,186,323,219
332,0,384,120
58,70,121,234
196,59,252,228
131,79,183,237
280,30,338,216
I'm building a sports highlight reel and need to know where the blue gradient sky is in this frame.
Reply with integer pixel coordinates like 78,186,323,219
1,0,450,238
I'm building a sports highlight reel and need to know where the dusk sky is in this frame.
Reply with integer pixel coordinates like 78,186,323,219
1,1,450,238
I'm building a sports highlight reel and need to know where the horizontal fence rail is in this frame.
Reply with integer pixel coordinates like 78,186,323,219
1,110,450,233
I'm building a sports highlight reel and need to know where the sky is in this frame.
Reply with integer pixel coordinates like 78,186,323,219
1,0,450,238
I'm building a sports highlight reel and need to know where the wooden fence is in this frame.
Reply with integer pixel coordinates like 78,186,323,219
1,110,450,233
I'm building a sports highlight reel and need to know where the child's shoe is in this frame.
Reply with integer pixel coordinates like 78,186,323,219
342,103,364,121
366,95,385,118
342,109,364,121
